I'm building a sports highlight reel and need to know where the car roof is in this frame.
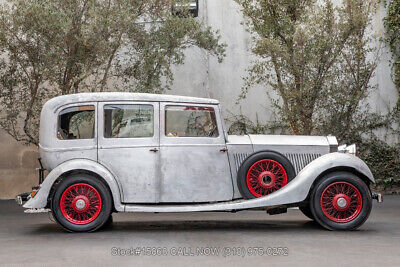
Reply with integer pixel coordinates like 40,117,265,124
45,92,219,111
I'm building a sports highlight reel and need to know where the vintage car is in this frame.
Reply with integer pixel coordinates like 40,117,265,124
17,92,382,232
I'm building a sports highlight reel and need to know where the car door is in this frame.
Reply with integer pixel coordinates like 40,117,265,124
98,101,160,203
159,102,233,202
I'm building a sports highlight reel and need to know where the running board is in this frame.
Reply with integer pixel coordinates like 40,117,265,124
123,201,283,213
123,181,302,213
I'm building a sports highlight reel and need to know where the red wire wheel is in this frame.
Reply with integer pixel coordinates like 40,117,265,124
60,183,102,225
320,182,363,223
246,159,288,197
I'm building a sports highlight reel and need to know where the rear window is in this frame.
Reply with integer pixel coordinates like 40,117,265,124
165,105,218,137
58,105,95,140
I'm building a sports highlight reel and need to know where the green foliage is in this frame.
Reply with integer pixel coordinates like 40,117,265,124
235,0,379,139
383,0,400,131
233,0,399,187
0,0,226,145
358,138,400,188
226,111,288,135
384,0,400,93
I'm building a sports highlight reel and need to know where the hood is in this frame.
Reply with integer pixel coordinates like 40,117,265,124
249,134,333,147
227,134,338,150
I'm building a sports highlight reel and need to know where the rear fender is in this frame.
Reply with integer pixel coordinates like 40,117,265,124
23,159,124,211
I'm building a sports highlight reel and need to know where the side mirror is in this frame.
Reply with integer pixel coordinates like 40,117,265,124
173,0,199,18
189,0,199,17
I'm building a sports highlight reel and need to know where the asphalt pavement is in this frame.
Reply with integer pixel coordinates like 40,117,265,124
0,195,399,266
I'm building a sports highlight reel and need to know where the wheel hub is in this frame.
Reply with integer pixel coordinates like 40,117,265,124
246,159,288,198
332,193,351,211
258,171,276,188
337,197,347,208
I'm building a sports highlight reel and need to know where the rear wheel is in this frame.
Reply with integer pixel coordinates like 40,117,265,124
51,174,112,232
237,151,295,199
310,171,372,230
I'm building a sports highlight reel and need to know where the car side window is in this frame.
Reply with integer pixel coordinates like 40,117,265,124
58,105,95,140
104,104,154,138
165,105,219,137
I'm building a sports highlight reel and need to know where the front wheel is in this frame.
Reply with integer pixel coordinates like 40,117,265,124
51,174,112,232
310,171,372,230
299,204,314,220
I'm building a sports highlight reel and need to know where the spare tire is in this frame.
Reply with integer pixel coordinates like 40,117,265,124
237,151,296,199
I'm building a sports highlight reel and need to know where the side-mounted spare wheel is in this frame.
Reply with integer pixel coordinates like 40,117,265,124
310,171,372,230
51,173,113,232
237,151,296,199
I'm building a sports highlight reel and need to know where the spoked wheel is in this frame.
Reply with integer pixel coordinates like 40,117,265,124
246,159,288,197
51,174,112,232
320,182,362,223
238,151,295,199
310,171,372,230
60,183,102,225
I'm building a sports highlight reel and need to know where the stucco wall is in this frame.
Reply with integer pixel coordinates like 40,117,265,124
0,131,38,199
0,0,398,199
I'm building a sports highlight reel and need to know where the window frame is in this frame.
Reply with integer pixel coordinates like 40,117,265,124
103,103,155,139
164,104,220,138
56,104,96,141
97,101,159,150
160,102,225,146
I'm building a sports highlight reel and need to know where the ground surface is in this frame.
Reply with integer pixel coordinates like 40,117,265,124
0,196,399,267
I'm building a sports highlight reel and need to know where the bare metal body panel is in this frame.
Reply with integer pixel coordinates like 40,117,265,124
24,153,373,212
24,92,373,213
158,102,233,202
97,101,160,203
124,152,374,212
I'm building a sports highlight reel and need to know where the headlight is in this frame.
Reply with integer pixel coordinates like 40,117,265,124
327,136,338,152
338,144,357,155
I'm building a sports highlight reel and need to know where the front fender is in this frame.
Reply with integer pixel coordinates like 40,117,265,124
23,159,124,211
264,152,374,205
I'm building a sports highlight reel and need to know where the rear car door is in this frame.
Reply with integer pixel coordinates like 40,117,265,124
98,101,160,203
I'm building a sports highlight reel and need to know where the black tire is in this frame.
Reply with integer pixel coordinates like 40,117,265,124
310,171,372,231
51,173,113,232
237,151,296,199
299,204,314,220
101,214,113,229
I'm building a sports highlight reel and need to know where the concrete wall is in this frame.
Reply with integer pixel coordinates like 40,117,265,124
171,0,272,124
0,0,398,199
0,131,38,199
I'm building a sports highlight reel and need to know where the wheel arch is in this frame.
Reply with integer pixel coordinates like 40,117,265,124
302,166,373,202
23,159,124,212
47,169,115,211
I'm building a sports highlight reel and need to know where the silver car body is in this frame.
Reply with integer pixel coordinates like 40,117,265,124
23,93,374,212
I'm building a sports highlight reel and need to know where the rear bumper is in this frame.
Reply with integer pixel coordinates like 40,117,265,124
15,192,31,206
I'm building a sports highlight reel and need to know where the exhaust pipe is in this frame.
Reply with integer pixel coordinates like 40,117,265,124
372,192,383,203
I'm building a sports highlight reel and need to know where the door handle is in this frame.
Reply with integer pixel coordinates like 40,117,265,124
220,148,228,152
150,148,159,152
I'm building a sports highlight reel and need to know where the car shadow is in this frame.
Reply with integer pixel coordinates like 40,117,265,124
106,219,323,232
29,219,325,234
